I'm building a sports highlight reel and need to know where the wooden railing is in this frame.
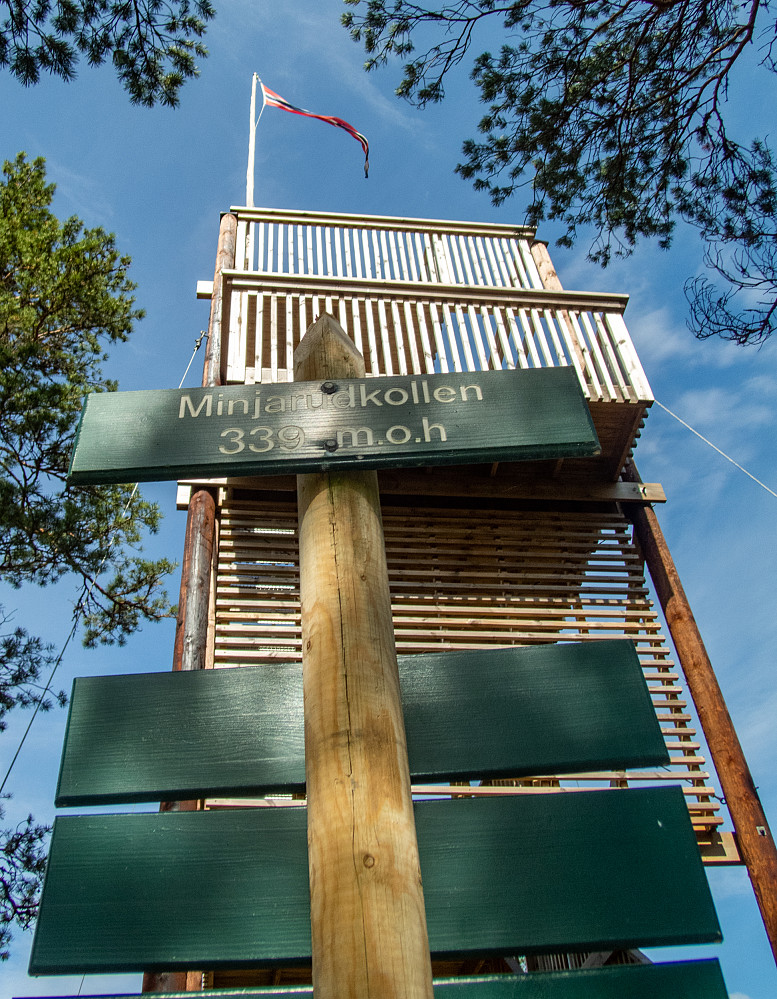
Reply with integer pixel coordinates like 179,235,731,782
213,208,653,405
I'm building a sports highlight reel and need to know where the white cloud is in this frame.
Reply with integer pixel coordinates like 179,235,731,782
46,158,116,229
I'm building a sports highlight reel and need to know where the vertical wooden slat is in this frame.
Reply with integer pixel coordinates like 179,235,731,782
607,313,653,401
397,230,410,281
506,238,530,288
423,233,437,282
377,299,395,375
466,236,484,285
529,308,555,366
364,297,381,374
493,306,515,368
315,226,324,276
518,308,543,368
391,299,409,374
362,228,373,278
428,302,449,372
490,237,511,287
466,304,488,371
594,314,627,402
305,225,313,275
475,236,494,286
286,296,295,376
564,311,598,398
254,293,265,379
371,229,382,279
343,226,354,278
270,293,279,381
480,306,501,370
416,302,435,373
267,223,275,278
351,297,365,359
256,221,265,273
325,226,333,276
442,304,463,371
455,304,477,371
580,311,616,400
379,229,392,280
403,300,422,374
334,227,344,277
517,239,544,288
388,230,401,280
505,307,530,369
413,232,426,282
543,309,569,366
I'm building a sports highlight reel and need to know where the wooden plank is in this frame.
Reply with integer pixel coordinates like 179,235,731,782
30,787,721,975
419,789,721,957
55,641,667,807
16,960,728,997
67,368,600,486
400,641,667,783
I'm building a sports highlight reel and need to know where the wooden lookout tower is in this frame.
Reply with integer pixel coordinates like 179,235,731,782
169,205,772,988
29,205,777,999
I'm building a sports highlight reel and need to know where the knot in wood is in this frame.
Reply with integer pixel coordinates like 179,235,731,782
362,853,375,868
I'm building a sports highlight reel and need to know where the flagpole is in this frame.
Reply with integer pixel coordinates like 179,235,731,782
246,73,263,208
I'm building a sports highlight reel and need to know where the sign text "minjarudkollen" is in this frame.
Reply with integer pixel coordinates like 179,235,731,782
68,368,600,485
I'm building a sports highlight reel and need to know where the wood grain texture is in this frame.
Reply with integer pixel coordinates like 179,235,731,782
295,315,434,999
30,788,720,976
55,641,667,807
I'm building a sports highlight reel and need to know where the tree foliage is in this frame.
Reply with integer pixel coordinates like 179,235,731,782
0,612,61,960
0,151,176,956
0,804,48,961
342,0,777,344
0,152,176,648
0,0,214,106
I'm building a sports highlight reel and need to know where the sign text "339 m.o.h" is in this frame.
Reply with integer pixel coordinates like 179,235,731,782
67,367,599,485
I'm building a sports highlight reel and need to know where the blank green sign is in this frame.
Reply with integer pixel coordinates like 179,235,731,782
67,367,599,484
56,641,668,806
30,787,720,975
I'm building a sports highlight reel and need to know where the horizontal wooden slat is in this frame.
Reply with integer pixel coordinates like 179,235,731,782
30,787,720,975
56,641,666,806
18,959,727,997
211,496,727,831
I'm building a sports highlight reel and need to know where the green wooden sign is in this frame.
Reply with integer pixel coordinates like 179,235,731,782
16,960,728,997
30,787,720,975
67,367,599,485
55,641,668,807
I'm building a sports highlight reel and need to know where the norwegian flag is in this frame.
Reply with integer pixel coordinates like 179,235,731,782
261,82,370,178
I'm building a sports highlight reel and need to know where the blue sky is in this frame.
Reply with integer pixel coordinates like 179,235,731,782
1,2,776,996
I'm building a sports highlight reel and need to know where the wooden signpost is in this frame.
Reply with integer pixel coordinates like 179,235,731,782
294,317,434,999
27,315,729,999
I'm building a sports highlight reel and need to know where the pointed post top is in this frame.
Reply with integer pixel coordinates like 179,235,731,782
294,313,365,382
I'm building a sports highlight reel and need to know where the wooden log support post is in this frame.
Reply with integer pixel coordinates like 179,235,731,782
295,315,434,999
173,210,237,676
142,212,236,996
623,460,777,967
